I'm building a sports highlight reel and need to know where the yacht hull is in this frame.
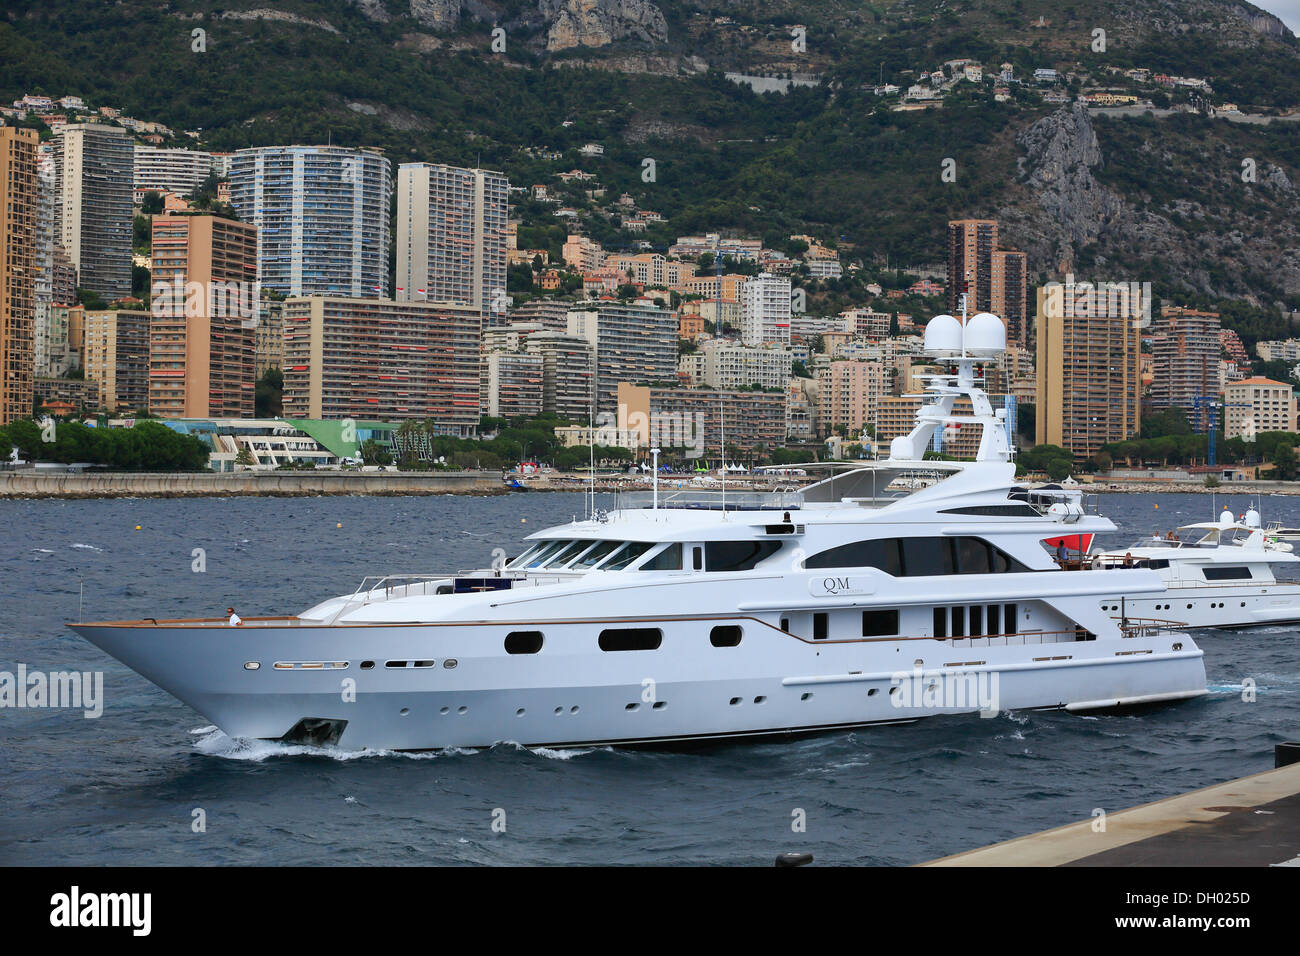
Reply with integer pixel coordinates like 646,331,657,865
70,617,1207,751
1099,584,1300,629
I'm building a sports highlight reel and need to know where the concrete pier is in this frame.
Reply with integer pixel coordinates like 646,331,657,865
924,760,1300,867
0,470,506,499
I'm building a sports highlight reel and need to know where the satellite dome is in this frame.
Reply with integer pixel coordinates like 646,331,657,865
1245,507,1261,528
1219,508,1235,528
924,314,962,357
964,312,1006,358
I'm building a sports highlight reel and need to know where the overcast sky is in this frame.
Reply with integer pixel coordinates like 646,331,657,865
1261,0,1300,33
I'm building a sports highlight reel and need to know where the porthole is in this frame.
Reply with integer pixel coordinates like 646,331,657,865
626,702,639,711
753,695,766,704
360,660,374,670
457,706,467,714
868,688,879,696
516,708,526,716
729,697,742,706
569,705,579,714
399,707,410,716
710,625,742,647
800,692,812,701
652,701,665,710
443,659,458,669
888,686,898,696
439,706,449,715
243,661,260,671
1173,643,1183,651
554,706,563,715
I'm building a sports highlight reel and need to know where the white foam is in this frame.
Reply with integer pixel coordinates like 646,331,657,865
30,548,54,554
70,543,102,551
191,728,603,762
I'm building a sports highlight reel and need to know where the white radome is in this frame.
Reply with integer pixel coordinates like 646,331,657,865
963,312,1006,358
923,313,963,357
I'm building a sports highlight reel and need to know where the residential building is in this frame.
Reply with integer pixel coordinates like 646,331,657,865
607,253,696,288
255,296,285,377
1149,307,1221,421
699,340,793,390
990,249,1029,345
481,350,544,419
281,297,482,431
133,146,214,196
842,308,890,339
740,272,792,347
567,299,677,412
820,360,887,439
1035,285,1144,460
83,308,150,412
617,382,786,454
148,214,259,418
0,127,38,425
34,375,98,412
230,145,392,298
561,234,604,271
1224,377,1297,439
946,219,998,314
53,123,134,300
396,162,508,319
526,332,595,420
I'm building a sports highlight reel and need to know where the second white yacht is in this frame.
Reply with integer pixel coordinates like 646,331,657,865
1092,509,1300,628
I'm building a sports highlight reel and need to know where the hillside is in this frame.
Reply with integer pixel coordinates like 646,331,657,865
3,0,1300,314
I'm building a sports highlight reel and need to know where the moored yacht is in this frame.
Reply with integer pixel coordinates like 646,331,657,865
1092,509,1300,628
70,311,1207,751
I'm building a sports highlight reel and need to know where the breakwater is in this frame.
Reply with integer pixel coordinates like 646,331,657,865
0,470,506,499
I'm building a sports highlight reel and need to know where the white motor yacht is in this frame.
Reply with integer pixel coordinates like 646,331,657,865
70,311,1207,751
1092,509,1300,628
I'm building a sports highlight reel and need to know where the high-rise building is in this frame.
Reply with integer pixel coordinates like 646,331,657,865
481,350,544,419
53,123,134,300
617,382,786,453
32,143,55,387
83,308,150,412
740,273,792,347
699,340,793,391
525,331,595,420
946,219,998,314
396,163,508,319
255,296,285,378
990,249,1029,345
229,145,392,298
281,297,482,430
509,298,573,332
1149,307,1221,422
1035,285,1144,460
148,214,259,418
0,127,38,425
567,299,677,412
134,147,214,197
820,360,887,439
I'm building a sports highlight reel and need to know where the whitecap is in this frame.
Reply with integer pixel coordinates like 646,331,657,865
70,543,103,551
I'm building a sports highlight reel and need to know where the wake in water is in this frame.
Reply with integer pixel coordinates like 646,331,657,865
189,727,601,762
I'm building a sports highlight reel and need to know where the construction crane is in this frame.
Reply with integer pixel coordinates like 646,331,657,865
1192,395,1251,466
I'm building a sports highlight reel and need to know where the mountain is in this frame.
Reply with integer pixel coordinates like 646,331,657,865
3,0,1300,311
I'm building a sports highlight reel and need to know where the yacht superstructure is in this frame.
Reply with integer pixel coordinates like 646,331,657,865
70,311,1207,751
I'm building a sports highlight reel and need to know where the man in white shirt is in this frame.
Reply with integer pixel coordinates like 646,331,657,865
227,607,243,626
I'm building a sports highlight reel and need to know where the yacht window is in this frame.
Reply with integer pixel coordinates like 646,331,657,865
710,625,742,647
504,631,544,654
1004,603,1017,634
941,504,1040,518
705,540,782,572
933,606,947,638
813,612,829,640
598,628,662,651
951,606,966,637
525,540,568,569
571,540,622,570
862,609,899,637
637,542,683,571
804,538,903,574
692,547,703,571
987,604,1001,635
969,605,984,636
538,540,591,569
1203,566,1252,581
955,537,993,574
506,543,546,569
598,541,654,571
901,538,956,577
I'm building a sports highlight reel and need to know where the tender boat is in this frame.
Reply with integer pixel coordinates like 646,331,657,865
1092,509,1300,628
69,311,1207,751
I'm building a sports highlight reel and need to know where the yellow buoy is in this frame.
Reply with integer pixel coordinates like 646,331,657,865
135,525,141,530
1154,503,1159,509
336,522,342,528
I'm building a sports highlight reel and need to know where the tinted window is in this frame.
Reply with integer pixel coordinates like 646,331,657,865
900,538,955,577
969,605,984,636
600,541,653,570
813,612,828,640
705,540,782,572
598,628,662,651
525,541,567,568
805,538,903,574
540,540,589,568
933,606,947,638
1004,603,1017,634
504,631,543,654
954,537,992,574
571,540,621,569
710,625,742,647
951,606,966,636
1203,566,1252,580
987,604,1001,635
638,542,683,571
862,609,899,637
940,504,1041,517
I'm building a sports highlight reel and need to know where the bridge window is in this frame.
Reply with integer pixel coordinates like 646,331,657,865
705,540,782,572
571,540,622,569
901,538,955,577
638,542,683,571
804,538,902,574
599,541,654,571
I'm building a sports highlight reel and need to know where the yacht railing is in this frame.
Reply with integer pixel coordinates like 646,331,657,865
616,488,805,511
